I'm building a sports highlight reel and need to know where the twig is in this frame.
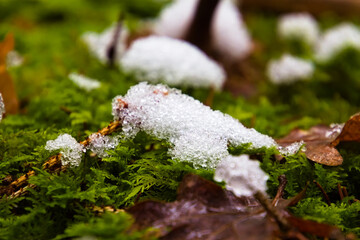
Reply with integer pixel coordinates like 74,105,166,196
272,175,287,206
338,183,344,201
313,180,331,206
107,12,124,66
184,0,219,52
0,121,122,198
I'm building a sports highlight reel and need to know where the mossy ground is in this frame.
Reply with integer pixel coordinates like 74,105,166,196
1,1,360,239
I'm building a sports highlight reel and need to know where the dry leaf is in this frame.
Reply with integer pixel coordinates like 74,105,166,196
331,113,360,146
277,125,343,166
0,33,19,114
127,174,343,240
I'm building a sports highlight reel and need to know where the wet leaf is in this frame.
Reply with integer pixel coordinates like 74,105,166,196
331,113,360,146
277,125,343,166
127,174,343,240
0,33,19,114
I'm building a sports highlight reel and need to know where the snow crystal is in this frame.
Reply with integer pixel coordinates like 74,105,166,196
120,36,226,90
45,134,84,167
267,54,314,84
6,50,23,68
82,25,128,64
325,123,344,139
87,133,119,158
214,155,269,197
68,72,101,91
277,13,319,46
315,23,360,62
0,93,5,122
112,83,277,169
154,0,252,60
278,140,305,156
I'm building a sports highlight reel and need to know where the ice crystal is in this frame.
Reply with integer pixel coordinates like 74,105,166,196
214,155,269,197
0,93,5,122
325,123,344,139
278,13,319,46
315,23,360,62
267,54,314,84
82,25,127,64
112,83,277,169
154,0,252,60
6,50,23,68
87,133,119,158
278,140,305,156
45,134,84,167
68,72,101,91
120,36,226,90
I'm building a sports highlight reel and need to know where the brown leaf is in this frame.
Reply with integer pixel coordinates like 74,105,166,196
277,125,343,166
331,113,360,147
0,33,19,115
127,174,343,240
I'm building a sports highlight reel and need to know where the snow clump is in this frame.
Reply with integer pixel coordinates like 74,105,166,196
112,83,277,169
267,54,314,84
82,25,128,64
154,0,252,60
87,133,119,158
121,36,226,90
278,141,305,156
68,72,101,91
315,23,360,62
0,93,5,122
214,154,269,197
277,13,319,46
6,50,24,68
45,134,84,167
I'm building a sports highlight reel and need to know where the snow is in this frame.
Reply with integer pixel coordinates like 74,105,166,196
154,0,252,60
267,54,314,84
82,25,128,64
0,93,4,122
120,36,226,90
6,50,23,68
214,154,269,196
278,13,319,46
45,134,84,167
315,23,360,62
278,141,305,156
87,133,119,158
68,72,101,91
112,83,277,169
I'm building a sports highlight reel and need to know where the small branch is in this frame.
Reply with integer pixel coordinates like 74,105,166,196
254,191,290,232
0,121,122,198
204,86,215,107
107,12,124,66
338,183,344,201
272,175,287,206
313,180,331,206
184,0,219,52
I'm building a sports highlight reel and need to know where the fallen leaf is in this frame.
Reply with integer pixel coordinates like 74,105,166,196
331,113,360,146
0,33,19,114
127,174,343,240
277,125,343,166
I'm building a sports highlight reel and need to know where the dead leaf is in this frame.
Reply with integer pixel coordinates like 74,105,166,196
277,125,343,166
331,113,360,146
127,174,343,240
0,33,19,114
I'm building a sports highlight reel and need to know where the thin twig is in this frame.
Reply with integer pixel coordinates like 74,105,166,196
338,183,344,201
107,12,124,66
313,180,331,206
272,175,287,206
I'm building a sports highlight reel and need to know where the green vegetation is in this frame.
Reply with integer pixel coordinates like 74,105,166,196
1,1,360,239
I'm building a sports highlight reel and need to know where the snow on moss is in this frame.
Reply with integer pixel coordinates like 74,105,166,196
154,0,252,60
267,54,314,84
82,25,128,64
0,93,4,122
68,72,101,91
45,134,84,167
277,13,319,46
120,36,226,90
6,50,23,69
112,83,277,169
214,154,269,197
315,23,360,62
87,133,119,158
